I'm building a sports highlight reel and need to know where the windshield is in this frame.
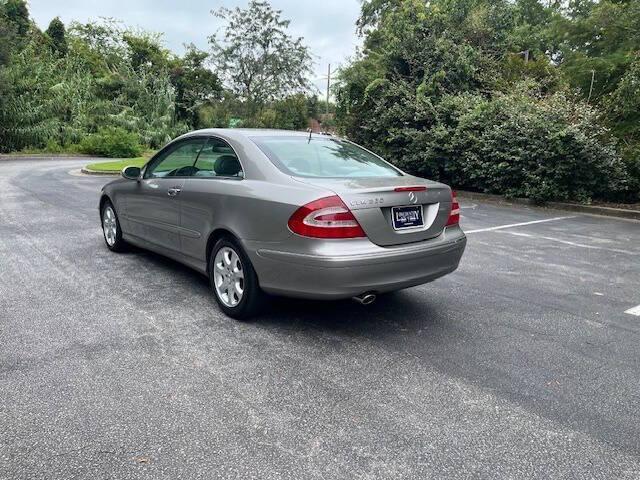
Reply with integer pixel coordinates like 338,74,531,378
251,136,403,178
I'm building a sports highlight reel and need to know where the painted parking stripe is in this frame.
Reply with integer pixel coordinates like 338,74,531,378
465,216,576,234
503,231,640,256
625,305,640,316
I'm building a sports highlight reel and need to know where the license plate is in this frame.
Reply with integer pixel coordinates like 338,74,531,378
392,205,424,230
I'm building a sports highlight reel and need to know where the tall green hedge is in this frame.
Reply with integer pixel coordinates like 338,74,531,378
336,0,640,203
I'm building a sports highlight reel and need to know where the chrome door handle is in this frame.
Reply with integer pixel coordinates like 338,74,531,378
167,187,182,197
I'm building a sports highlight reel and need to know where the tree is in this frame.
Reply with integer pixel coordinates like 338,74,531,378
0,0,29,65
335,0,632,203
0,12,16,66
606,54,640,199
306,94,319,119
208,0,312,112
123,30,169,72
3,0,29,38
546,0,640,102
357,0,403,33
0,14,187,153
45,17,67,56
170,44,223,127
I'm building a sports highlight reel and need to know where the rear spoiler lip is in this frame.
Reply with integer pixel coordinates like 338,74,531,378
289,176,450,195
345,185,438,194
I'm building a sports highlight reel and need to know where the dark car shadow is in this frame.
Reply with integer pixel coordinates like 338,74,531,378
256,290,454,343
128,247,210,287
124,247,455,343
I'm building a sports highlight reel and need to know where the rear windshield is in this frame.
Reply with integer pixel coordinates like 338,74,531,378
251,136,403,178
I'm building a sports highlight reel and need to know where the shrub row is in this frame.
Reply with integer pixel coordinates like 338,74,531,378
341,80,633,203
79,127,143,158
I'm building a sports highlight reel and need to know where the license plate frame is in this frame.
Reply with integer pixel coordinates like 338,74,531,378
391,205,424,230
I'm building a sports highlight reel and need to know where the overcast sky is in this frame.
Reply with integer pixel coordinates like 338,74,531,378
27,0,363,97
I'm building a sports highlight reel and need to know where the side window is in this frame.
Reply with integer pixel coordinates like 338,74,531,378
193,137,243,178
145,139,206,179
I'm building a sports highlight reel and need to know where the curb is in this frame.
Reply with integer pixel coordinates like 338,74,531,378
457,190,640,221
80,167,119,176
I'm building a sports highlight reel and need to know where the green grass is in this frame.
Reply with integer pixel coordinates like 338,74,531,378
84,157,148,173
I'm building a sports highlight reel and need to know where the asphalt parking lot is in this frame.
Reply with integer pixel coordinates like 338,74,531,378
1,157,639,479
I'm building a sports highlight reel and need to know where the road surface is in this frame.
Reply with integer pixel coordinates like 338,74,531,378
1,157,639,479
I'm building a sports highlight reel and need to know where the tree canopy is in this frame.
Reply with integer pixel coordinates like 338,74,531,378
0,0,315,156
335,0,640,202
0,0,638,203
208,0,313,108
45,17,67,56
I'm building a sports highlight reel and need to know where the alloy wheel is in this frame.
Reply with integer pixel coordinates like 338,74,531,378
102,206,118,247
213,246,245,307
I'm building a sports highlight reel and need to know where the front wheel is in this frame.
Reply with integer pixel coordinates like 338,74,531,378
209,237,264,320
101,201,128,252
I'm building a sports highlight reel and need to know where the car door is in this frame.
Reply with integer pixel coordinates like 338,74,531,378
125,137,206,252
179,136,245,264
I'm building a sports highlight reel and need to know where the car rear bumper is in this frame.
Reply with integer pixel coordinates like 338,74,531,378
245,227,466,300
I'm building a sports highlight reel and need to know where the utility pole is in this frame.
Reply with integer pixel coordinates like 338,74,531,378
587,69,595,104
326,64,331,117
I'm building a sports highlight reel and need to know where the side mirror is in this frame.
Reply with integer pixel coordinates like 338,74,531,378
121,166,141,180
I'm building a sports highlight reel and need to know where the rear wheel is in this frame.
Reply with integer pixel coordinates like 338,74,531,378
101,201,128,252
209,237,264,320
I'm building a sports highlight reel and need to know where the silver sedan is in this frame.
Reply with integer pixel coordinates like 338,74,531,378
100,129,466,319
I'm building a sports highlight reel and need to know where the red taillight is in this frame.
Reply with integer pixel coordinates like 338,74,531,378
288,195,366,239
446,190,460,226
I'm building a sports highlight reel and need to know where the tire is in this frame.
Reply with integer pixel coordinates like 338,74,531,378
101,200,128,252
209,237,264,320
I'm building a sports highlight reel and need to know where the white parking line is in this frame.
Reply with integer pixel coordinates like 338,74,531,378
503,231,640,256
465,216,576,234
625,305,640,316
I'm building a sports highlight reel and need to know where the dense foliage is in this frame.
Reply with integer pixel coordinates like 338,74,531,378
80,127,143,158
0,12,193,154
1,0,638,204
336,0,640,202
0,0,316,157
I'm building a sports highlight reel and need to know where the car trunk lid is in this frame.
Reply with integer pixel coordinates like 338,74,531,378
292,176,452,246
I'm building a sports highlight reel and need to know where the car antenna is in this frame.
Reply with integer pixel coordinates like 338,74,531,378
307,128,312,144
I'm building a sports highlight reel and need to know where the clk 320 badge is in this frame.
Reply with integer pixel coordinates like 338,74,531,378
351,198,385,207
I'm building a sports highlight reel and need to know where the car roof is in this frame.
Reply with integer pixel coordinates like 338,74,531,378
184,128,336,141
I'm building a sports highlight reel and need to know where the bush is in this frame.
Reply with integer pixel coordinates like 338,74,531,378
619,146,640,203
441,90,628,203
338,73,630,203
334,0,640,204
80,127,143,158
43,139,81,154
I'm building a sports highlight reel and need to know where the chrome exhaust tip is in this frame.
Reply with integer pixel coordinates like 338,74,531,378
353,293,377,305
